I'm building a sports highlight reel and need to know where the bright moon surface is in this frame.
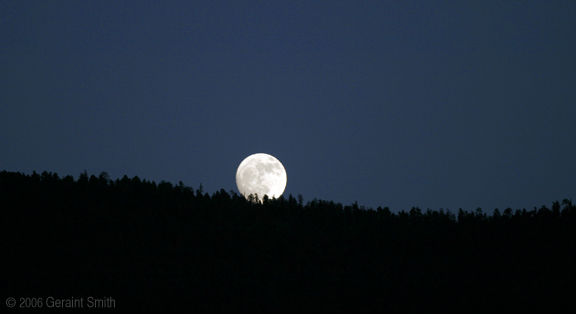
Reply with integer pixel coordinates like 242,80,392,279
236,153,287,201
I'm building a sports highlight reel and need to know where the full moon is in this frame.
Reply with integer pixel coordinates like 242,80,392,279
236,153,287,201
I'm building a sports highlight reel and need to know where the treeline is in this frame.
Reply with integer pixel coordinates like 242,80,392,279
1,170,575,313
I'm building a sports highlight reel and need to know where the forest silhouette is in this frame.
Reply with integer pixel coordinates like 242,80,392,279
2,170,574,313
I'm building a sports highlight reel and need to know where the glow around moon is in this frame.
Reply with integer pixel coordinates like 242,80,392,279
236,153,287,201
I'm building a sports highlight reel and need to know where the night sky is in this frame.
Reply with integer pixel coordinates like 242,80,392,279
1,1,575,212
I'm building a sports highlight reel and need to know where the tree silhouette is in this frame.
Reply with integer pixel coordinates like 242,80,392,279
0,170,574,312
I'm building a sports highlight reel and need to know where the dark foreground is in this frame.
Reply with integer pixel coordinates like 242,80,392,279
2,171,574,313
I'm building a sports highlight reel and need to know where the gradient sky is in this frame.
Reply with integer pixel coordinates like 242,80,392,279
2,1,575,212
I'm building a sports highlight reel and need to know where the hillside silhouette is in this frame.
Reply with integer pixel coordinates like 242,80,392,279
1,170,574,313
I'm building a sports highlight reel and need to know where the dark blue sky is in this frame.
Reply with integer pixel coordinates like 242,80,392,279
2,1,575,212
